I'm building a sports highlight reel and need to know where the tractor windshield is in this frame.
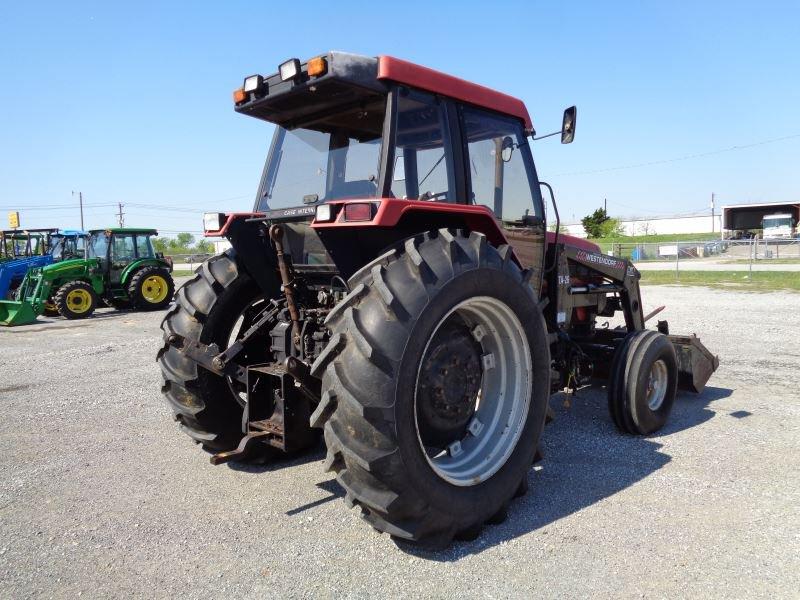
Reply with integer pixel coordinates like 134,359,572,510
255,98,385,211
88,233,107,259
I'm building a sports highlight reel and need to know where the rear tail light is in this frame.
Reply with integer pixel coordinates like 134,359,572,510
343,203,373,222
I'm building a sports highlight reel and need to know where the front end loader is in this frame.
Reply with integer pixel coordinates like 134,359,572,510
158,52,718,547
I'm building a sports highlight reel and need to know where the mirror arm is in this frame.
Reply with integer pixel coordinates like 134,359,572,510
532,130,562,141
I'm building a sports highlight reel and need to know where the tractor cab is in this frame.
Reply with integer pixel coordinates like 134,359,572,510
49,230,88,262
0,228,59,261
88,228,160,282
217,52,572,279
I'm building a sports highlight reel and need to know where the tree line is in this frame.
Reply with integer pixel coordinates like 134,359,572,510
152,233,214,256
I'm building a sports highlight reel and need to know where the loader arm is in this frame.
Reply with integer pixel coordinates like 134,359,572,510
546,241,718,393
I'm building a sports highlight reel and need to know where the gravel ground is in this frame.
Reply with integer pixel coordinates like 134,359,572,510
1,281,798,599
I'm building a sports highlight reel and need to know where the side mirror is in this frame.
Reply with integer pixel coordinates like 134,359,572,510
561,106,577,144
500,136,515,162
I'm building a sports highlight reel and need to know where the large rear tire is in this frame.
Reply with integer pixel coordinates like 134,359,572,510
310,230,551,546
157,250,275,450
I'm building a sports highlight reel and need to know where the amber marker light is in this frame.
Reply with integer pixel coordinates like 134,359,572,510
233,88,247,104
307,56,327,77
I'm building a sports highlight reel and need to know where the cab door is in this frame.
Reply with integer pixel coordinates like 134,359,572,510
459,106,547,289
110,234,136,283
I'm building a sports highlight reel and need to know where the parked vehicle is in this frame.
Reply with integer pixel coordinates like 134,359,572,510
158,52,718,546
762,213,796,239
0,229,64,298
0,228,174,325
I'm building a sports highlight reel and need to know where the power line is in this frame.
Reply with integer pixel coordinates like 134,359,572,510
0,203,117,211
550,132,800,177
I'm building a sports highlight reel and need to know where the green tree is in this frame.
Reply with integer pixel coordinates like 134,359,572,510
175,232,195,249
598,218,625,238
581,207,610,238
195,239,213,254
152,237,168,253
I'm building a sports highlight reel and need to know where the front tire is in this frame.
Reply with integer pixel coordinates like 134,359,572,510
54,280,98,320
310,230,551,546
128,266,175,311
608,330,678,435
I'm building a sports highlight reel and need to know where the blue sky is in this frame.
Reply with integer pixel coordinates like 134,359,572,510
1,1,798,233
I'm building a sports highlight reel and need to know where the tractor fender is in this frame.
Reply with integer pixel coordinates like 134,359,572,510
119,259,171,287
313,198,510,247
41,258,104,295
311,198,518,278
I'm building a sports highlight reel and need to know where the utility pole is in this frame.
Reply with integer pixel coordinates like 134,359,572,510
711,192,715,233
72,191,84,229
117,203,125,227
604,198,607,214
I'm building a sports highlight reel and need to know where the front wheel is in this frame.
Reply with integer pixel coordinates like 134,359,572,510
128,266,175,310
608,330,678,435
54,280,98,320
311,230,551,546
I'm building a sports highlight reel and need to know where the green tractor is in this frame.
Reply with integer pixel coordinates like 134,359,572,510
0,227,175,326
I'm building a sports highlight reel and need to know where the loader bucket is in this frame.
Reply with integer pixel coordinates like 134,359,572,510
0,299,38,326
669,334,720,393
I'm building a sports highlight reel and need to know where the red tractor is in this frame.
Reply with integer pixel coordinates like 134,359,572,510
158,52,717,546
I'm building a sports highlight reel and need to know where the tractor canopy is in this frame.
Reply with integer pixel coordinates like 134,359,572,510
0,228,59,260
228,53,540,242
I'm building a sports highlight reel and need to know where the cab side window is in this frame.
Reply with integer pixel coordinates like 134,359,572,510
392,90,455,201
462,107,540,222
135,235,153,258
113,235,135,261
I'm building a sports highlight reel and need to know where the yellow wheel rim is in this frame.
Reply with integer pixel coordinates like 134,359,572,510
44,301,57,312
141,275,169,303
66,289,92,314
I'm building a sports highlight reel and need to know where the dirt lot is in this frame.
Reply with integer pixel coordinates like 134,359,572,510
1,281,798,599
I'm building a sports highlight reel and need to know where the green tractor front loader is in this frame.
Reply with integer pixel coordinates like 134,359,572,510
0,228,174,326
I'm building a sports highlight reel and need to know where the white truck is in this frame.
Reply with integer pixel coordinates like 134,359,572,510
762,213,796,239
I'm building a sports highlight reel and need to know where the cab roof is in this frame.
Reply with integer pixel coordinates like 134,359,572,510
236,51,534,132
89,228,158,235
377,56,533,131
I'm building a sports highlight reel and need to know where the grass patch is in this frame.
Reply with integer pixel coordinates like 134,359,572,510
171,269,195,277
721,258,800,265
590,232,721,244
640,270,800,291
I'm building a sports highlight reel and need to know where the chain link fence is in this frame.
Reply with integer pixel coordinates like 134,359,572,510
606,238,800,264
165,253,212,273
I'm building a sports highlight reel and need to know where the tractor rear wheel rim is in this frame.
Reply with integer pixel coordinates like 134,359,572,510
646,359,669,411
67,289,91,313
414,296,532,487
141,275,169,303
